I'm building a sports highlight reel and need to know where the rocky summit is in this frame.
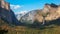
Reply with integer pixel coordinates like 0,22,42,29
20,3,60,24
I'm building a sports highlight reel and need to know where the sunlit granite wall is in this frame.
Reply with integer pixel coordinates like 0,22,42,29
0,0,10,10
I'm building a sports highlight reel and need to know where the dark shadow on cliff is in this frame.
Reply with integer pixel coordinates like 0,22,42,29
45,18,60,26
0,7,21,26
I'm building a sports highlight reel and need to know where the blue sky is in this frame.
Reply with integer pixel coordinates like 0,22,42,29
5,0,60,14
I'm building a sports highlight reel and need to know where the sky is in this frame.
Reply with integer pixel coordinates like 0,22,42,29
5,0,60,14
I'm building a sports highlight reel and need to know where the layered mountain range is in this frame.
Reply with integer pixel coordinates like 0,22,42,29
19,3,60,24
0,0,60,25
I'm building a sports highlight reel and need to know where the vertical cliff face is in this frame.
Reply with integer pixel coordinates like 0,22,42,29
0,0,20,25
0,0,10,10
10,10,20,25
44,4,60,21
35,3,60,23
35,3,60,22
57,6,60,15
20,3,60,24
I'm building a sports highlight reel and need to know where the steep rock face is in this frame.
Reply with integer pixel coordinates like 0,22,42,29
35,3,60,22
35,3,60,23
0,0,20,25
20,3,60,24
10,10,20,25
44,4,60,21
0,7,20,25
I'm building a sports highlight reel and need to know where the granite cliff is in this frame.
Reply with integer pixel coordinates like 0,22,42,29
0,0,20,25
20,3,60,24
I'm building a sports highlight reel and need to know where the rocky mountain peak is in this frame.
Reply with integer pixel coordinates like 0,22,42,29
20,3,60,24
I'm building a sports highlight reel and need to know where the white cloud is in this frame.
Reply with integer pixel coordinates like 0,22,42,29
10,4,22,10
15,10,29,15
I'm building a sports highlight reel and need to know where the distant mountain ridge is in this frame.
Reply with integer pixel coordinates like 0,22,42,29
20,10,41,24
19,3,60,24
